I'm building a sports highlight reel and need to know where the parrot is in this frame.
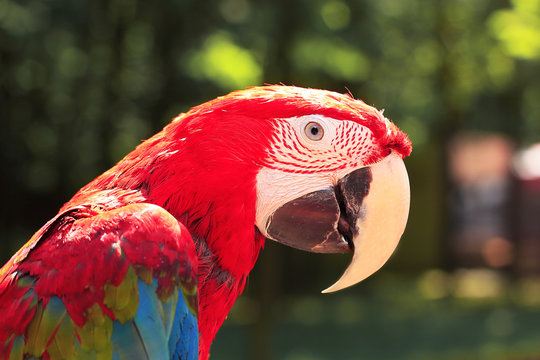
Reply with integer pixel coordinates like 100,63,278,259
0,85,411,360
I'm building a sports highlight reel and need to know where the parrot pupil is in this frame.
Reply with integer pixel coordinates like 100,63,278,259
305,122,324,140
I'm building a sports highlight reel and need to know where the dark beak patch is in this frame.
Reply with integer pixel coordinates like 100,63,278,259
265,168,372,253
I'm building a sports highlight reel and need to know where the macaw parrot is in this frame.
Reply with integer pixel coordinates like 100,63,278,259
0,86,411,360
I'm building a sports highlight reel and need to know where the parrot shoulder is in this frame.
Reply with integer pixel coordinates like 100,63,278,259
0,202,199,360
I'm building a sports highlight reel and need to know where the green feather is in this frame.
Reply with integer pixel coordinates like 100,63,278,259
25,297,66,357
47,315,75,359
73,341,112,360
104,266,139,323
24,302,43,356
7,336,24,360
16,275,35,288
77,303,113,351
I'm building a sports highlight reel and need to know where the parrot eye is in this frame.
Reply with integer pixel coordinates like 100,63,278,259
304,122,324,141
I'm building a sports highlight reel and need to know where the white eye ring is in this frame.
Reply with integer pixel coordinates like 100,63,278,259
304,121,324,141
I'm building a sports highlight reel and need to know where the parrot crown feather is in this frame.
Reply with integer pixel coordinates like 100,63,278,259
181,85,411,161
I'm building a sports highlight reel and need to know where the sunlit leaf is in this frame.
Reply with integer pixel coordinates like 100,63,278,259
184,32,262,90
489,9,540,59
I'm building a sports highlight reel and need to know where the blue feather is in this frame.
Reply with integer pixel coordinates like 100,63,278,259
168,290,198,360
133,280,170,359
110,279,198,360
111,320,151,359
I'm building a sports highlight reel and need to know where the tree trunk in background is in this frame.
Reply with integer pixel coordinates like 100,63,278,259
435,6,462,270
249,0,299,358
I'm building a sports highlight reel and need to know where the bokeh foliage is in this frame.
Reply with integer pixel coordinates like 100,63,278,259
4,0,539,267
1,0,540,358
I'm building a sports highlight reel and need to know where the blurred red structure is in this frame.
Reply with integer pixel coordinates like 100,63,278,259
448,133,514,269
448,134,540,274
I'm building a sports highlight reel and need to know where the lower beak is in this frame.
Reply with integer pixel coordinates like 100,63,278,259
264,153,410,292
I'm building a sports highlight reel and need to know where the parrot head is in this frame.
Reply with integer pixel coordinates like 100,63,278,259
256,119,410,293
158,85,411,293
250,87,411,292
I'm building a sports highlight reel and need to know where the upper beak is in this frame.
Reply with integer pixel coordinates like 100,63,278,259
264,153,410,292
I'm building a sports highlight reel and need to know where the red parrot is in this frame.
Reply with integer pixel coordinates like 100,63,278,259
0,86,411,360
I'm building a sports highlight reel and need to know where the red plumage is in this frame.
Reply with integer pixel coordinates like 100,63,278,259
0,86,412,360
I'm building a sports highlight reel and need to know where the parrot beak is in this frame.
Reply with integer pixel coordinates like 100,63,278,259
264,153,410,292
322,154,410,292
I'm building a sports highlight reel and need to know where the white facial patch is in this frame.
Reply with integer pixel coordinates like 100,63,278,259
255,169,331,236
255,115,379,237
264,115,378,173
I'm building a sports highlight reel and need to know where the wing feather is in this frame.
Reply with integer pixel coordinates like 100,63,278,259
0,203,198,360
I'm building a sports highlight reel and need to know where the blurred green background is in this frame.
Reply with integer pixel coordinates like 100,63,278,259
2,0,540,359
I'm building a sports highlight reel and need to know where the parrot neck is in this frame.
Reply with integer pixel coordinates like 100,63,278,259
159,176,265,360
147,149,266,360
193,233,264,359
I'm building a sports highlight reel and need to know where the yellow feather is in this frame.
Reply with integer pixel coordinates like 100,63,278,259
104,266,139,323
